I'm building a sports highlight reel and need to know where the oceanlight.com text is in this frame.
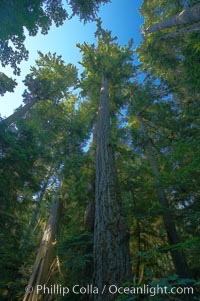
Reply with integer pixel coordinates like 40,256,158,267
25,283,194,297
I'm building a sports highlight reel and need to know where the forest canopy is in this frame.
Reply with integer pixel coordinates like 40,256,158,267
0,1,199,301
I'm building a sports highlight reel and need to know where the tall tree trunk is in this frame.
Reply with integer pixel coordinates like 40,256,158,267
84,181,95,282
84,121,97,234
138,114,191,280
135,220,142,285
22,165,59,249
83,122,98,283
1,97,39,127
160,22,200,39
143,3,200,35
93,76,132,300
23,194,60,301
22,179,50,249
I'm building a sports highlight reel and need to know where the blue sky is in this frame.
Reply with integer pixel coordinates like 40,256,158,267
0,0,143,117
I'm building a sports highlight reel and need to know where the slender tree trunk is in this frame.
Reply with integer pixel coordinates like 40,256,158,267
160,22,200,39
84,184,95,285
93,76,132,300
22,165,58,249
23,194,60,301
1,97,39,127
83,122,98,284
22,179,50,249
138,114,191,280
84,121,98,234
143,3,200,35
135,220,142,285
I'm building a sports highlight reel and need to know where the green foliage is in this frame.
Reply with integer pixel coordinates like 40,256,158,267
0,0,110,74
77,20,135,109
1,3,200,299
0,72,17,96
140,0,186,27
0,122,43,299
68,0,110,22
0,0,109,96
23,51,78,104
0,0,67,75
138,2,200,96
0,48,91,299
58,232,93,270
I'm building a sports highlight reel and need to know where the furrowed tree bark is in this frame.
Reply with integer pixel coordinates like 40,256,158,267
143,3,200,35
23,193,60,301
84,184,95,283
93,76,132,301
138,114,191,281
